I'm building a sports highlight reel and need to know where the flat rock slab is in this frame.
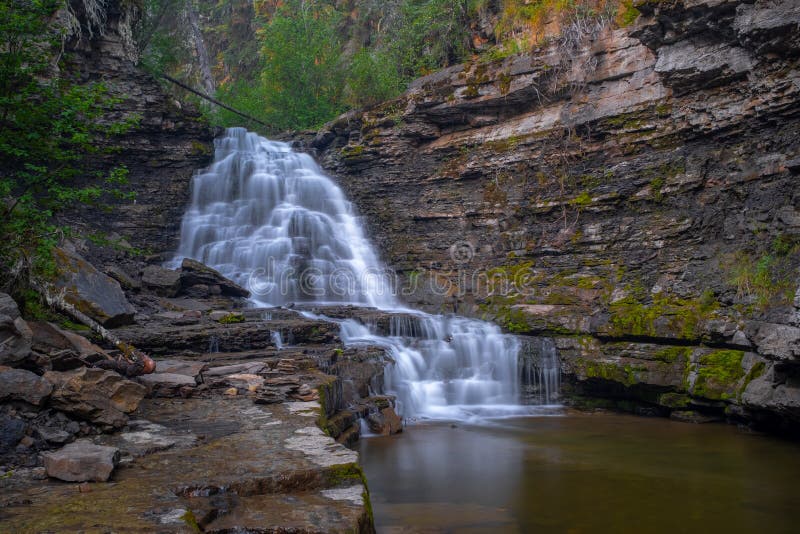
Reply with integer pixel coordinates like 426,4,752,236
154,359,208,378
42,440,120,482
0,397,372,533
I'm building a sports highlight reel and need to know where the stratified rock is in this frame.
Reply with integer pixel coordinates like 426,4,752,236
51,247,136,327
180,258,251,297
29,321,109,361
42,441,120,482
138,373,196,397
104,265,140,291
0,292,33,366
141,265,182,297
0,368,53,406
45,368,146,429
154,359,207,379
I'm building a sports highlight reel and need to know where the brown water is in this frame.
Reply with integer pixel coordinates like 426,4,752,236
358,411,800,533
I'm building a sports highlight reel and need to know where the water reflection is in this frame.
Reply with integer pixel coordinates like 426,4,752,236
360,413,800,533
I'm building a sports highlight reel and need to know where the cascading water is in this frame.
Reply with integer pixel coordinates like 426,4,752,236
175,128,556,421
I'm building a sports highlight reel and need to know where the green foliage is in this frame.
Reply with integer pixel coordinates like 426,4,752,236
725,236,798,312
0,0,135,280
345,48,404,108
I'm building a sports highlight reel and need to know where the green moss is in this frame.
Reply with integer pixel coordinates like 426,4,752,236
658,392,691,409
189,140,212,156
692,350,745,400
649,175,664,202
485,135,520,152
616,0,641,27
498,71,513,95
218,312,245,324
571,190,592,207
738,361,766,399
608,290,719,340
180,510,201,532
325,462,364,487
576,358,638,387
652,346,692,363
340,144,365,158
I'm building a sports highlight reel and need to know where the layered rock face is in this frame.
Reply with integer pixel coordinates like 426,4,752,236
59,0,214,258
308,0,800,432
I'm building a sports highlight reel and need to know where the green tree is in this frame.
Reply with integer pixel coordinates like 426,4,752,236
0,0,135,280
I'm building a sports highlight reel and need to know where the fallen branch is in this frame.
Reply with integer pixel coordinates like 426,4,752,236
31,280,155,377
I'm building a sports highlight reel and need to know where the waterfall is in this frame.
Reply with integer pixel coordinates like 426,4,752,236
175,128,557,421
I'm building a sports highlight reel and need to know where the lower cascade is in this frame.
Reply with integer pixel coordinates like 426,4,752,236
175,128,558,420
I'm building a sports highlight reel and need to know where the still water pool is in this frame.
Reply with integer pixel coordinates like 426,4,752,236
358,411,799,533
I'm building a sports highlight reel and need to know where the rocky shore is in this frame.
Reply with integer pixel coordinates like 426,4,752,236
1,249,392,532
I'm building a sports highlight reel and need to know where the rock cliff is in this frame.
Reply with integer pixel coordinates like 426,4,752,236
308,0,800,433
59,0,215,259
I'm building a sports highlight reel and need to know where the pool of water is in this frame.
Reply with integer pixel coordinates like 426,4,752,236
358,411,800,533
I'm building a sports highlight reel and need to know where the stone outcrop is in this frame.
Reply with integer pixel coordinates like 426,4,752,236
307,0,800,433
58,0,214,261
51,247,136,327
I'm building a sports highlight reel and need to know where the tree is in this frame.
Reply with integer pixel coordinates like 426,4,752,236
258,0,345,130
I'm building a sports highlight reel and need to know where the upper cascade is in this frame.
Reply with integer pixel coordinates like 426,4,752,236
175,127,393,308
174,128,558,421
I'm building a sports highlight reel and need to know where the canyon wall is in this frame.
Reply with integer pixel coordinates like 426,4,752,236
59,0,214,260
308,0,800,433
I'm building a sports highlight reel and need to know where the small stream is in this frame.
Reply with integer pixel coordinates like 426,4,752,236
359,412,800,533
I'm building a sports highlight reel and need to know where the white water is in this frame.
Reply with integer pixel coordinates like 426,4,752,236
175,128,558,421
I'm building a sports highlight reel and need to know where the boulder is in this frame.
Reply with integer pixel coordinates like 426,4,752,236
42,441,120,482
0,368,53,406
0,415,26,453
51,247,136,327
180,258,250,297
45,368,146,429
367,406,403,436
141,265,182,297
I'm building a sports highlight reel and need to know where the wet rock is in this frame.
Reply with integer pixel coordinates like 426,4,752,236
42,441,120,482
180,258,250,297
0,293,32,366
0,368,53,406
45,368,146,429
51,247,136,327
141,265,182,297
367,406,403,436
138,372,197,397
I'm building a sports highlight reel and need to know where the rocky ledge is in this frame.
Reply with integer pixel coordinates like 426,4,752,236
305,0,800,434
0,252,404,531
